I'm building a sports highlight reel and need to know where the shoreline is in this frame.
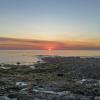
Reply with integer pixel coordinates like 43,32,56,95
0,55,100,65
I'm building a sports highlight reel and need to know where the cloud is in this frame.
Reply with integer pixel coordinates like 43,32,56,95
0,37,64,50
0,37,100,50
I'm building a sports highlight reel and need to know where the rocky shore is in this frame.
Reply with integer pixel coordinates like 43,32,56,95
0,56,100,100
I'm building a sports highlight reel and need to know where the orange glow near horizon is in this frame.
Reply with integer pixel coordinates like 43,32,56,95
0,37,100,50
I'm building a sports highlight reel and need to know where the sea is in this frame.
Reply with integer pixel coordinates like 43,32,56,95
0,50,100,65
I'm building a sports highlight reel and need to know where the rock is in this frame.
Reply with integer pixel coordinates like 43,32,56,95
0,96,17,100
16,82,28,87
30,66,36,70
94,96,100,100
0,66,11,69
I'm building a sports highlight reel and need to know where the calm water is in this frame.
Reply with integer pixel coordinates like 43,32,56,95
0,50,100,65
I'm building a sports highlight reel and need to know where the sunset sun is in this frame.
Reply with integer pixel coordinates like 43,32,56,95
48,48,52,51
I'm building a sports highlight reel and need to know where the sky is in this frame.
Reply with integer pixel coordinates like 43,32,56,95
0,0,100,50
